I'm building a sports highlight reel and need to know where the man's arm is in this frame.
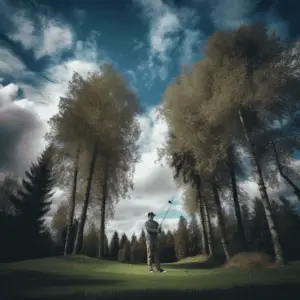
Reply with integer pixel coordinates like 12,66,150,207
155,221,162,233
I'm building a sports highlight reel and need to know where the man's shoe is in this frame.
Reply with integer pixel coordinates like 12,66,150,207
158,268,166,273
149,268,154,273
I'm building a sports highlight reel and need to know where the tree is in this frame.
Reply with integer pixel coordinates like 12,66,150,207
174,216,189,260
160,24,299,264
227,144,248,250
130,240,141,264
109,231,120,260
118,233,130,262
51,201,68,246
9,144,55,258
103,234,109,258
82,223,99,257
138,229,147,263
160,230,176,263
0,175,20,214
64,146,80,255
188,213,201,256
49,66,142,255
183,184,208,255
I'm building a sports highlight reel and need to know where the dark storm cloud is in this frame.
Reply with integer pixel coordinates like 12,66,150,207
0,104,44,177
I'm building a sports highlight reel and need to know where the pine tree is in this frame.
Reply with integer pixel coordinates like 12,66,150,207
104,234,109,258
174,216,189,260
188,213,201,256
10,144,55,258
138,229,147,263
118,233,130,262
119,233,129,249
82,223,98,257
161,230,176,262
109,231,119,260
130,233,137,246
130,240,140,264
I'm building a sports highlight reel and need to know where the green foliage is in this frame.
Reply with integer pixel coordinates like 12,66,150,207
10,145,55,238
118,239,131,263
188,214,201,256
109,231,120,260
174,216,189,260
0,175,20,214
82,223,99,257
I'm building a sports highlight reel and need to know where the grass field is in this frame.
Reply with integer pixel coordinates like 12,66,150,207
0,255,300,300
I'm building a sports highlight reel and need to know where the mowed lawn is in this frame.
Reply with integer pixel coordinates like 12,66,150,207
0,255,300,300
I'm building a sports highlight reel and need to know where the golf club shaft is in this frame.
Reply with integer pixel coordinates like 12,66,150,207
160,202,173,227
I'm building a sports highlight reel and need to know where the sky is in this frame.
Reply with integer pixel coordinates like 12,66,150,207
0,0,300,241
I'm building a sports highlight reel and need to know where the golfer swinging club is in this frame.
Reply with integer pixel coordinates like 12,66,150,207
145,212,166,273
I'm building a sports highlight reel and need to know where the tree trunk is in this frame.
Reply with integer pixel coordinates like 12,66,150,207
271,140,300,202
227,145,248,251
199,197,209,255
211,178,230,261
238,109,284,264
73,143,98,254
203,195,214,256
194,173,209,255
64,146,80,255
99,157,109,259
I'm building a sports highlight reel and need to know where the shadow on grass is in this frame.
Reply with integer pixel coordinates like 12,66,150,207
165,255,224,269
0,269,118,298
9,283,300,300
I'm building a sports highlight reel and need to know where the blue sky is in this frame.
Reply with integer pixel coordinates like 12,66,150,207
0,0,299,238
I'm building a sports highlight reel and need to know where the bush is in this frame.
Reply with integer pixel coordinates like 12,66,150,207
224,252,272,269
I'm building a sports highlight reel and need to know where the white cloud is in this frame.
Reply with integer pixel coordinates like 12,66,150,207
180,29,202,66
135,0,203,85
9,9,73,59
0,48,28,76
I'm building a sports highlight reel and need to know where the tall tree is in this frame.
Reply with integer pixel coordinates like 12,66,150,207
188,213,201,256
227,144,248,250
51,201,68,246
64,146,80,255
160,24,299,264
10,144,55,257
138,229,147,263
109,231,120,260
82,222,99,257
0,175,20,214
174,216,189,260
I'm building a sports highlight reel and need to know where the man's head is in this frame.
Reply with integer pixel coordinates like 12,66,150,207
148,212,155,220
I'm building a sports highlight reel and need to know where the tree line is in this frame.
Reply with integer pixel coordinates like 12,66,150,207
0,23,300,264
158,23,300,265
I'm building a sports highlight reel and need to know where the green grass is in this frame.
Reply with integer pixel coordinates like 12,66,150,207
0,255,300,300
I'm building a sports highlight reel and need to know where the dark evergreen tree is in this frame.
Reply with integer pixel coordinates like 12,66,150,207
109,231,120,260
174,216,189,260
82,223,98,257
160,230,176,262
130,240,140,264
119,233,129,249
103,234,109,258
138,229,147,263
188,213,201,256
130,233,137,246
9,144,55,259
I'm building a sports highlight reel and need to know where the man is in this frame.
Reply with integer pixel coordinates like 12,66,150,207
145,212,166,273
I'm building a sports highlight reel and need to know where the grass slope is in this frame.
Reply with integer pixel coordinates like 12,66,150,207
0,255,300,300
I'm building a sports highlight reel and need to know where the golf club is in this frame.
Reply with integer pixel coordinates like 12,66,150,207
159,200,173,227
